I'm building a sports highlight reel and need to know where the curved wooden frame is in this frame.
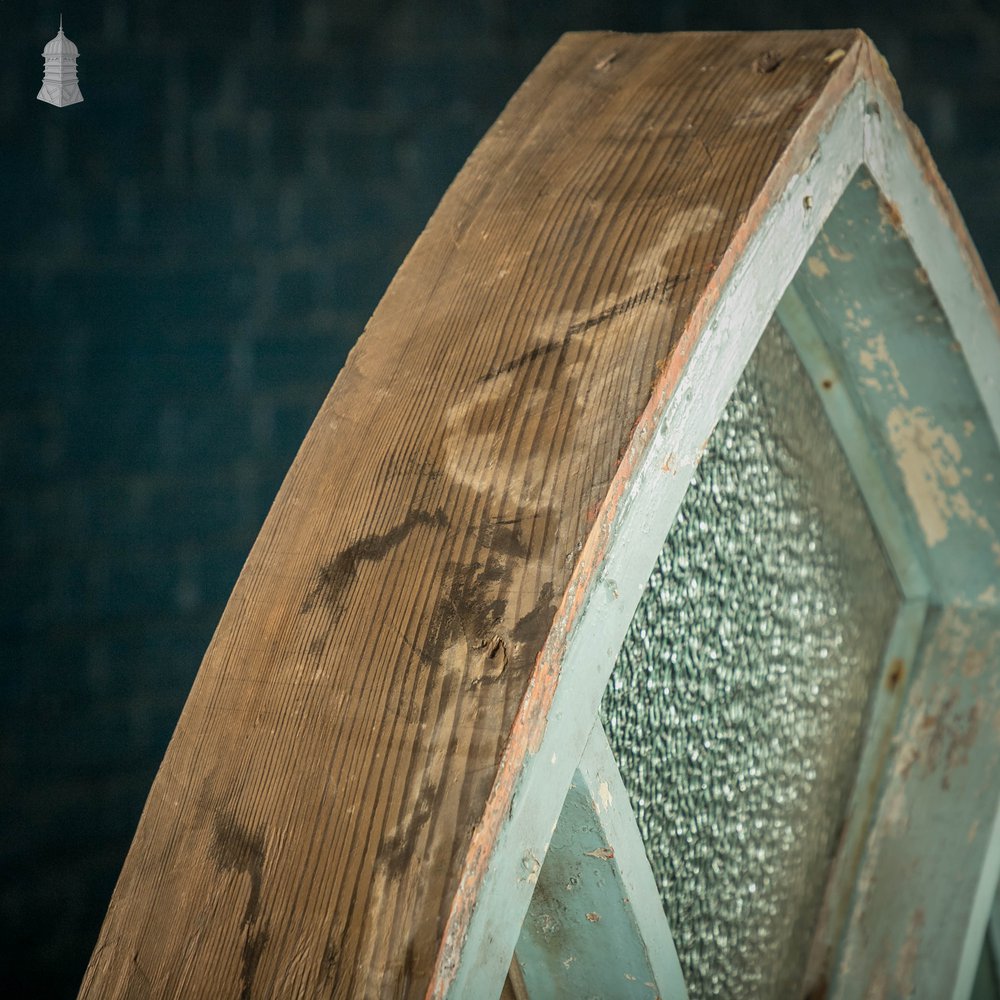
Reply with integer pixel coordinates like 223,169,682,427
82,30,1000,1000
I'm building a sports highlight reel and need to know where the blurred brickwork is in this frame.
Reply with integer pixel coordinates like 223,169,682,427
0,0,997,994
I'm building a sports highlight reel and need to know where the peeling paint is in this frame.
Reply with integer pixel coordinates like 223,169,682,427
886,405,992,547
822,233,854,261
519,852,541,887
807,254,830,278
894,908,925,996
597,780,612,813
858,332,908,399
880,781,909,835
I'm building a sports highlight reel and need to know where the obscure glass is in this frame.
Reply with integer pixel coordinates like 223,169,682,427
601,319,899,999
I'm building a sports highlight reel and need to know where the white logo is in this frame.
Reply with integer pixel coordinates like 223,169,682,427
38,15,84,108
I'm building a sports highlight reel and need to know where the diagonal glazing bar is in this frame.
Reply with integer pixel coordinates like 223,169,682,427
514,721,687,1000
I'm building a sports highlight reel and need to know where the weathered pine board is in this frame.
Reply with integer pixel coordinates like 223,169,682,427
80,29,985,999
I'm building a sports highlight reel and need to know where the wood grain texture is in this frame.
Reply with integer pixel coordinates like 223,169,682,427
81,28,897,999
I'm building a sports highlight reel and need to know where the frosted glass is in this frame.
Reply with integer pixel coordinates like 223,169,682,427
601,319,899,999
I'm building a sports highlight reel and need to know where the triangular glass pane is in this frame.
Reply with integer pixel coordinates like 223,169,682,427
601,318,900,999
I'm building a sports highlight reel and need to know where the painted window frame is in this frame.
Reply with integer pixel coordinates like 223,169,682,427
448,80,1000,1000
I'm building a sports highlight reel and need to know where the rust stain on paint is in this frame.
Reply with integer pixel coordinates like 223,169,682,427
886,658,905,692
877,193,904,234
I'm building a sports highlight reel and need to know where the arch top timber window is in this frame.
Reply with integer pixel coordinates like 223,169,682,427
83,30,1000,1000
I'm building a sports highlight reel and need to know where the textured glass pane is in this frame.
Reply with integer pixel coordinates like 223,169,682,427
601,319,899,1000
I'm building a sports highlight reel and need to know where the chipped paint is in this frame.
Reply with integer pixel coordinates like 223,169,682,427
886,405,991,547
597,780,612,813
808,254,831,278
822,232,855,261
894,908,925,996
858,332,908,398
519,852,541,887
513,737,685,998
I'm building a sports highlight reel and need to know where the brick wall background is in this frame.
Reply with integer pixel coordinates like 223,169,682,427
1,1,997,994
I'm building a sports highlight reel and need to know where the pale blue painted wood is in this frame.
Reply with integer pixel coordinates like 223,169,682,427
795,597,929,989
514,726,687,999
776,287,932,599
789,167,1000,606
782,160,1000,1000
970,937,1000,1000
833,606,1000,1000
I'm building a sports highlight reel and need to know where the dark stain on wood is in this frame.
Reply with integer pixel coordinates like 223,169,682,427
471,634,510,688
211,810,266,925
512,582,557,647
240,925,270,1000
401,510,538,671
378,782,437,880
320,935,339,983
477,338,567,385
211,811,269,999
564,272,697,337
478,270,704,385
301,508,448,621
